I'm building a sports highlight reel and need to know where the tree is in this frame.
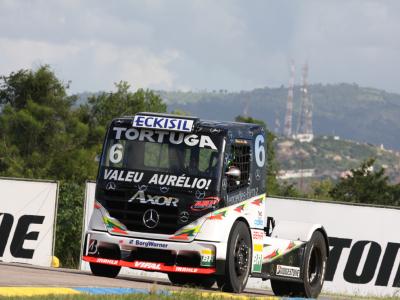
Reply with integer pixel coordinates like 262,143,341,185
330,158,400,206
234,115,279,195
0,66,95,182
309,179,333,200
85,81,166,127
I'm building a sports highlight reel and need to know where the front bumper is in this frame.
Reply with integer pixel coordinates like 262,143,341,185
83,230,227,274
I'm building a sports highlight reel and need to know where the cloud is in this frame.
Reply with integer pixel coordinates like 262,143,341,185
0,0,400,93
0,38,179,92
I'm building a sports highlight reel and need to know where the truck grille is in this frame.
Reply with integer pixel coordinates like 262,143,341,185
99,189,182,235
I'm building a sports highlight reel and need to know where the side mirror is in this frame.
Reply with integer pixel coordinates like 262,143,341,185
225,166,241,178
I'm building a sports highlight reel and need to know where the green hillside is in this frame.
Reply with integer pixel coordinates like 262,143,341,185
158,83,400,150
275,136,400,184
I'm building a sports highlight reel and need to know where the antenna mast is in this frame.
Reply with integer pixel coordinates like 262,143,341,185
283,60,295,137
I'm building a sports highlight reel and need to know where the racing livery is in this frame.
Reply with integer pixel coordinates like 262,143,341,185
83,113,329,298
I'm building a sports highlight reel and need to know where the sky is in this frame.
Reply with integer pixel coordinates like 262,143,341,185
0,0,400,94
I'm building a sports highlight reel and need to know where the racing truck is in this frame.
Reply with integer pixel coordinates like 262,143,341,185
82,112,328,298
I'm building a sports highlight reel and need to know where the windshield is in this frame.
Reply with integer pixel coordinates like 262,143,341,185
101,126,224,180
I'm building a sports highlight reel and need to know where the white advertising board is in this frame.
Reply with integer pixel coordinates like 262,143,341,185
263,197,400,297
0,178,58,267
81,183,400,296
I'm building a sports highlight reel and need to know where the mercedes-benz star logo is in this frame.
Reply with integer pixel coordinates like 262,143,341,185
138,184,147,191
179,211,190,223
106,182,116,190
255,169,261,181
160,186,169,193
143,209,159,229
195,190,205,199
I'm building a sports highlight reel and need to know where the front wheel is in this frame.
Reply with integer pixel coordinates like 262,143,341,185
271,230,327,298
89,247,121,278
216,221,252,293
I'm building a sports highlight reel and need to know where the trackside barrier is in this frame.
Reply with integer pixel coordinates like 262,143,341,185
0,177,59,267
81,183,400,296
264,197,400,297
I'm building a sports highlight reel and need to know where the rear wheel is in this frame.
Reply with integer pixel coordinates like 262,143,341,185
271,231,327,298
216,221,251,293
168,273,215,288
89,247,121,278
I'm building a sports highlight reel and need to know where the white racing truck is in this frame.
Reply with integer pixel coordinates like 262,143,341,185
82,113,328,298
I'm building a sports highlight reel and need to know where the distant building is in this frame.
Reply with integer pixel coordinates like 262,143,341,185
293,133,314,143
277,169,315,180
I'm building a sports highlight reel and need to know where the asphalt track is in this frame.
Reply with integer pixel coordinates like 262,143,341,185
0,262,338,300
0,262,335,299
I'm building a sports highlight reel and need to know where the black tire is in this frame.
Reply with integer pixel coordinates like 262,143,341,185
216,221,252,293
168,273,215,288
89,247,121,278
271,231,327,298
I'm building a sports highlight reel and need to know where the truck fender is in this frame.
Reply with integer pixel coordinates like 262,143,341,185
271,221,329,254
195,216,250,244
88,206,107,231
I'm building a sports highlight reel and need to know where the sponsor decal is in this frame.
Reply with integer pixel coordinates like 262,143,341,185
208,209,228,220
234,203,248,213
103,216,128,235
132,115,194,132
130,240,168,249
201,249,215,256
276,265,300,278
112,127,217,150
129,190,179,207
252,253,263,273
254,244,263,252
286,241,296,251
170,225,201,240
148,174,212,190
0,213,45,259
254,219,263,226
264,249,280,261
88,240,98,255
200,249,215,267
326,237,400,287
133,261,161,270
200,255,215,267
175,266,199,273
104,169,144,183
251,196,264,206
103,169,212,190
252,230,264,241
83,256,216,274
227,187,259,205
96,258,119,265
190,197,220,211
263,241,303,263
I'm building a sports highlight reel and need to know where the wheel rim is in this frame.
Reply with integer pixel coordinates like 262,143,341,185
308,246,322,286
234,237,249,276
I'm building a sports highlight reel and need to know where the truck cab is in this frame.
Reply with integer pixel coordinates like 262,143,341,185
83,113,328,298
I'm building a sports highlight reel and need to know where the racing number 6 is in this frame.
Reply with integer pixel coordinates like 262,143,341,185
109,143,123,164
255,135,265,167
